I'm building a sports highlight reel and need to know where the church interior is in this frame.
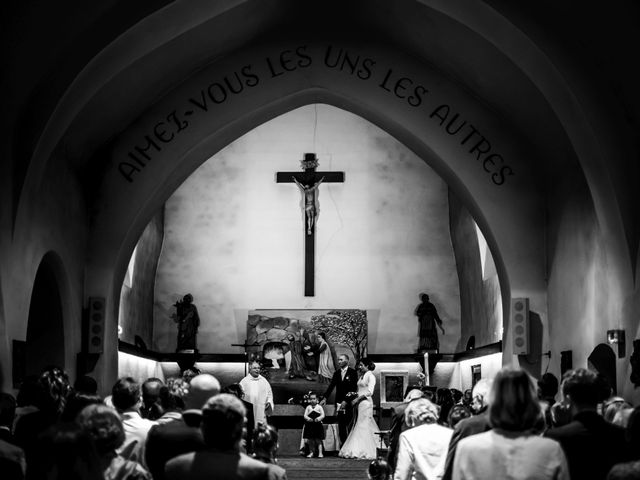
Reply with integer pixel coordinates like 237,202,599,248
3,0,640,468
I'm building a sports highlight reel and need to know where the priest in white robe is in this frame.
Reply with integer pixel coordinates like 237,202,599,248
240,360,274,427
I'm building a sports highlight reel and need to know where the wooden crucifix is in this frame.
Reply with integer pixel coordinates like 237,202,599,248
276,153,344,296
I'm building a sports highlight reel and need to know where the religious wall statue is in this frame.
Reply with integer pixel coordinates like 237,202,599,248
415,293,445,352
171,293,200,352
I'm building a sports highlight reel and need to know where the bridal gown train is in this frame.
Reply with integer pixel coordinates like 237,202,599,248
338,370,382,459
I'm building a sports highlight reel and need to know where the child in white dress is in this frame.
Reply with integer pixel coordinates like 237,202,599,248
303,393,326,458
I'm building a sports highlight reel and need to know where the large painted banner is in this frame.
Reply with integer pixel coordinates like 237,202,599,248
246,309,367,403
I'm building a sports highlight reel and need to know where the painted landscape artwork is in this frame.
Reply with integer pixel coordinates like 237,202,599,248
247,309,367,403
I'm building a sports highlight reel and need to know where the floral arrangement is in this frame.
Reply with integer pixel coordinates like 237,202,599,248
344,391,359,402
166,377,190,398
288,390,319,407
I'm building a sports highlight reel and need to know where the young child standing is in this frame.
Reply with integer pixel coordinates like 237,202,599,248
303,392,325,458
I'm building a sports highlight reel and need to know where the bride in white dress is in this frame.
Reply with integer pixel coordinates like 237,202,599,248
339,358,382,459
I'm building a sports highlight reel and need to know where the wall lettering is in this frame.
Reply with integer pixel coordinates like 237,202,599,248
430,105,514,186
118,44,515,187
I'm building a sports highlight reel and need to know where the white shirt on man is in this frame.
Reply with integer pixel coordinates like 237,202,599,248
117,411,157,467
239,374,274,427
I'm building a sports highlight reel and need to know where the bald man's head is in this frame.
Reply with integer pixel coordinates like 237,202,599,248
184,374,221,410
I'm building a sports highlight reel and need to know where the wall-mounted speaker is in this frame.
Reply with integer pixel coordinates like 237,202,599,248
87,297,105,354
511,297,529,355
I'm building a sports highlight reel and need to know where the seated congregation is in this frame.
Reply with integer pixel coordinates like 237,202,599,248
1,364,640,480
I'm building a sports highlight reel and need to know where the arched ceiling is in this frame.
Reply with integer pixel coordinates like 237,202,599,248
6,0,581,194
3,0,639,276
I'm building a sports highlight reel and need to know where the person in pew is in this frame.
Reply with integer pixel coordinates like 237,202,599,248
393,398,453,480
252,421,286,476
26,422,104,480
446,404,471,429
145,373,220,480
165,394,287,480
14,367,72,466
368,458,392,480
74,375,98,396
77,403,151,480
111,377,156,468
60,392,103,422
545,368,630,480
453,367,569,480
222,383,255,454
388,387,423,472
141,377,164,421
441,378,493,480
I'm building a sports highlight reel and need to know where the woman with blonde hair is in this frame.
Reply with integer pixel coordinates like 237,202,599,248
452,367,569,480
393,398,452,480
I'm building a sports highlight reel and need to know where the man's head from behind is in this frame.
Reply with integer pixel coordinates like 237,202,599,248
74,375,98,396
184,374,221,410
201,394,246,450
562,368,608,412
221,383,244,400
111,377,141,413
142,378,164,408
537,372,559,400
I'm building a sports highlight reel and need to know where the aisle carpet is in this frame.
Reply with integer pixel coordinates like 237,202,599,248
278,456,371,480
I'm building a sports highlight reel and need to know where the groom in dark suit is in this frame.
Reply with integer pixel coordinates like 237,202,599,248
322,354,358,443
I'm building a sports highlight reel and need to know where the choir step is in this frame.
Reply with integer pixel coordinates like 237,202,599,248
278,457,371,479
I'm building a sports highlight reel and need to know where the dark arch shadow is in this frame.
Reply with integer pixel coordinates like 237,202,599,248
26,252,66,375
588,343,617,395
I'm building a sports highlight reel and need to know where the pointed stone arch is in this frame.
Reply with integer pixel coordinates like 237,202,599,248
84,41,549,384
25,251,69,376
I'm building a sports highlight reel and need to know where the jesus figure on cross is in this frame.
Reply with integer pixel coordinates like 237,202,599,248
293,176,324,235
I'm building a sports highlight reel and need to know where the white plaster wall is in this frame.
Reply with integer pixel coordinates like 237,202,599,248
433,353,502,391
153,105,461,354
118,352,165,382
546,176,635,397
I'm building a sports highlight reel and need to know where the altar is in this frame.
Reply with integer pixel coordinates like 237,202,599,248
271,404,341,455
